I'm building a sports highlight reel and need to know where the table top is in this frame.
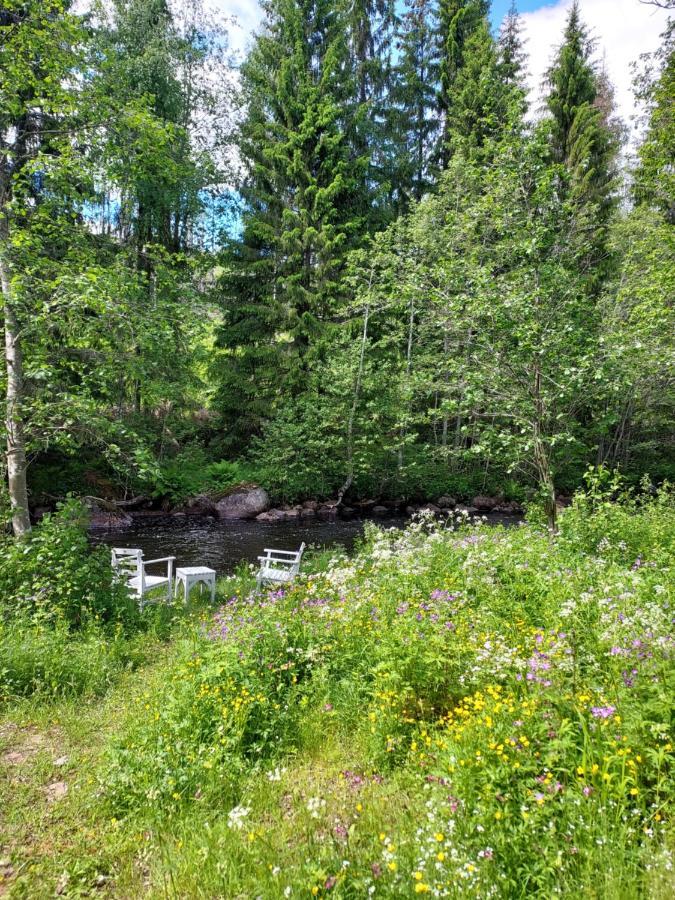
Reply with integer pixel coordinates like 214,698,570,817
175,566,216,576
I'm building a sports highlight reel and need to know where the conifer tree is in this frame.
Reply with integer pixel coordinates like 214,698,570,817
215,0,366,440
444,18,513,161
389,0,441,204
545,0,618,283
437,0,490,164
498,1,527,94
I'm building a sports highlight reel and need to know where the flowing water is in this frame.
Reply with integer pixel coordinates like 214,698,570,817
91,512,521,576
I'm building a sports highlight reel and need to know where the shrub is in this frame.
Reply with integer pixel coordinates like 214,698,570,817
0,499,138,629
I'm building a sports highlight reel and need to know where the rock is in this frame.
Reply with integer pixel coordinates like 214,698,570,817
256,508,287,523
494,501,524,515
471,495,501,511
45,780,68,802
405,505,418,517
436,495,457,509
339,505,355,519
317,504,338,521
455,505,471,515
300,507,316,519
302,500,319,511
284,508,301,519
181,494,217,516
419,503,441,515
88,507,133,530
53,755,69,767
215,485,269,520
372,505,388,517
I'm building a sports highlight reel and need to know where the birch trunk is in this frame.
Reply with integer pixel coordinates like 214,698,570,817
0,235,31,536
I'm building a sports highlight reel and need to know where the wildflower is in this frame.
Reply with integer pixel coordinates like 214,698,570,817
591,706,616,719
227,805,250,830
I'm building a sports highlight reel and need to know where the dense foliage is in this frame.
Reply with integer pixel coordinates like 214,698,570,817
0,1,671,523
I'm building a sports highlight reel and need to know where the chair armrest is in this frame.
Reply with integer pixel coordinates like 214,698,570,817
145,556,176,565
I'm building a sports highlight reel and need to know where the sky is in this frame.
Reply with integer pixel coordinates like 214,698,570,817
215,0,671,130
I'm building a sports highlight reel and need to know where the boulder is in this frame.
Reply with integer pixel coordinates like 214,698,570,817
256,508,287,523
317,503,338,521
436,495,457,509
88,508,133,530
372,505,389,517
215,485,269,520
284,508,301,519
302,500,319,511
471,495,501,511
181,494,217,516
405,505,418,517
494,500,524,515
339,505,355,519
300,506,316,519
419,503,441,515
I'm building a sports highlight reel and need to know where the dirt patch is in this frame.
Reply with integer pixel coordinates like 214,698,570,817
44,780,69,802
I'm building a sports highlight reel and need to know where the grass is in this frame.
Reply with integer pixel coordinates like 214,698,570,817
0,490,674,898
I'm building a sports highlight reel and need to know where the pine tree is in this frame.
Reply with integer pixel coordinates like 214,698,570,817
437,0,490,164
545,0,618,284
215,0,366,441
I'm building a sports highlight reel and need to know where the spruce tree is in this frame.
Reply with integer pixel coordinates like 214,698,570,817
389,0,441,205
545,0,618,284
634,20,674,222
498,1,527,95
444,18,513,162
215,0,366,440
437,0,490,164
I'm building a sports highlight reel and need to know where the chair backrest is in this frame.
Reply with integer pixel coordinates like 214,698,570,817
111,548,144,591
260,543,306,575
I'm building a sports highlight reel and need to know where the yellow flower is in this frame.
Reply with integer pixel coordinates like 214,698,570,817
413,871,423,881
388,862,397,872
434,832,444,842
629,788,639,796
311,887,319,896
437,852,446,862
414,885,430,894
494,811,503,820
356,803,363,813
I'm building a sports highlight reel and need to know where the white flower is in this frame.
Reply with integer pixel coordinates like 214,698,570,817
227,805,251,830
306,796,326,818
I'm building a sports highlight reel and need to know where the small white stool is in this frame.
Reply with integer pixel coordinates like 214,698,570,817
175,566,216,603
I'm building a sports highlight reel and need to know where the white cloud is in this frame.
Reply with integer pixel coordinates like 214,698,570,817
518,0,670,131
207,0,263,60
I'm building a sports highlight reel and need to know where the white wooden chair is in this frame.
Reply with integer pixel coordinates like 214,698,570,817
111,548,175,607
256,543,306,592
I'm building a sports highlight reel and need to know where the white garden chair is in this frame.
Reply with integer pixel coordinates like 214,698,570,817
111,548,175,607
256,543,306,592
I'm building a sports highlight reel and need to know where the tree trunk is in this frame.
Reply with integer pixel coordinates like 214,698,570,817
337,299,370,505
532,361,557,531
0,242,31,536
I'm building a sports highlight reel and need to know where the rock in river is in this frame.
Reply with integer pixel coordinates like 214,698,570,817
215,485,270,520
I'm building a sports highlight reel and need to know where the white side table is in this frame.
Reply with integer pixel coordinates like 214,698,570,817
175,566,216,603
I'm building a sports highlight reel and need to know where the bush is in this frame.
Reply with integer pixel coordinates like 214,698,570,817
0,499,138,629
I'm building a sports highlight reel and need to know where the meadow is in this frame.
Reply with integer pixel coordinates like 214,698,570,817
1,483,673,898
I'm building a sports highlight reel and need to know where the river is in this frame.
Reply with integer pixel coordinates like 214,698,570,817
90,512,521,576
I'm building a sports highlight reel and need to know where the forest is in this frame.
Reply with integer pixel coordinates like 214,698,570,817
1,0,673,534
1,2,674,897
